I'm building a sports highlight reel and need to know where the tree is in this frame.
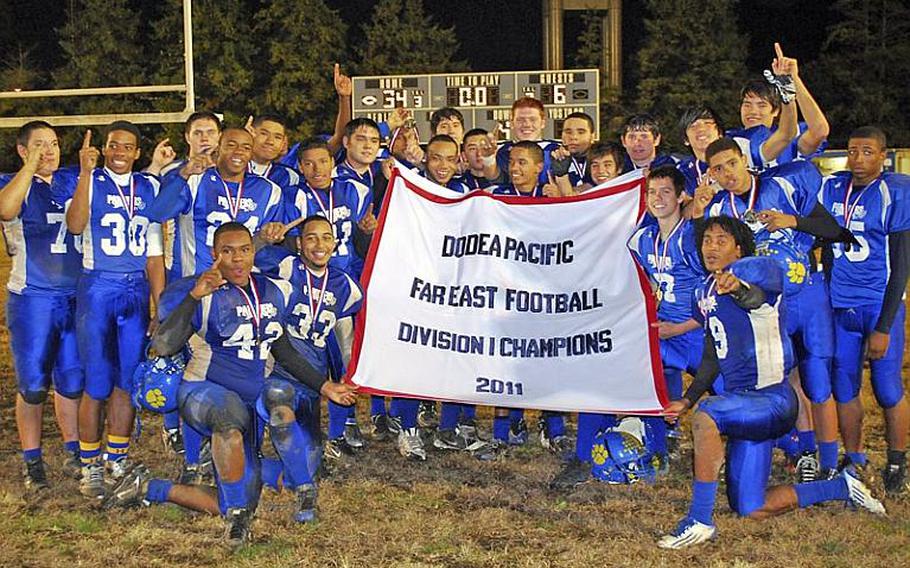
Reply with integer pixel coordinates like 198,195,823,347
356,0,468,75
811,0,910,146
634,0,748,152
53,0,147,115
253,0,348,139
150,0,256,127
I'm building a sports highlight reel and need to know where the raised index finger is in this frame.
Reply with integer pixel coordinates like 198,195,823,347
334,62,340,80
774,42,784,61
82,129,92,149
282,216,307,235
211,253,224,269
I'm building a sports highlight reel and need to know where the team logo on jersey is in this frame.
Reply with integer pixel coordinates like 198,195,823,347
217,195,257,213
310,289,337,307
698,293,717,315
106,194,147,211
236,302,278,320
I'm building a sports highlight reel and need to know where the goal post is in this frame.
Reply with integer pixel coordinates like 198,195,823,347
0,0,196,128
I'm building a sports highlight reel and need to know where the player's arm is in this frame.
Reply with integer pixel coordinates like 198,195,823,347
146,255,166,335
152,257,225,355
0,138,46,221
145,139,177,176
758,203,854,242
789,59,829,157
66,130,99,234
270,334,357,405
326,65,352,154
759,44,799,165
665,331,721,418
869,230,910,358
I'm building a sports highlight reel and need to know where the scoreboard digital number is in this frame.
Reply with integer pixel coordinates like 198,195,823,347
352,69,599,141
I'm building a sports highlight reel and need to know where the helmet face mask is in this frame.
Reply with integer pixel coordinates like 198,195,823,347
591,418,659,484
132,352,187,413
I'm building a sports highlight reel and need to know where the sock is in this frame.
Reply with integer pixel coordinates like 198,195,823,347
886,449,906,466
509,408,524,423
63,440,79,455
327,400,348,439
260,457,283,490
461,405,477,420
370,395,386,416
396,399,420,430
818,441,838,470
163,410,180,430
346,404,357,420
794,477,849,508
493,416,510,442
545,413,565,438
644,417,668,456
22,447,42,463
80,441,102,466
220,479,247,511
105,434,130,463
798,430,817,454
687,480,718,526
439,403,460,432
183,423,204,465
270,421,315,489
774,430,799,458
847,451,867,466
146,479,173,503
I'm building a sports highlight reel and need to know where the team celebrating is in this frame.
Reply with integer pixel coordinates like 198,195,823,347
2,43,907,549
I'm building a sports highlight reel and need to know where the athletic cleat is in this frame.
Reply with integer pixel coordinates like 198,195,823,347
657,516,717,549
433,429,468,451
324,437,356,461
197,440,216,485
843,468,886,515
796,452,820,484
178,463,201,485
549,458,592,491
224,507,252,548
23,459,49,492
667,436,682,462
103,463,150,509
343,419,366,449
370,414,392,441
542,434,575,461
398,428,427,461
417,401,438,429
62,452,83,480
294,483,318,523
161,427,185,455
837,455,870,484
80,462,106,499
386,414,403,436
456,419,485,444
106,457,137,484
508,419,529,446
473,439,508,461
881,463,908,495
819,467,839,481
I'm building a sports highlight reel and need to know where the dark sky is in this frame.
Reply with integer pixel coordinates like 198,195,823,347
2,0,834,92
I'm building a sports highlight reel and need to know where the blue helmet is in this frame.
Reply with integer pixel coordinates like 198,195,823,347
591,417,661,484
132,351,186,414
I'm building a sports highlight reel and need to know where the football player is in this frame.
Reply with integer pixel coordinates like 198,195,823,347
0,121,83,490
104,223,356,546
62,123,165,498
658,216,884,549
818,126,910,494
692,137,847,481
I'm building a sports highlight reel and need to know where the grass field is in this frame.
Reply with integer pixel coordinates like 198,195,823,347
0,250,908,568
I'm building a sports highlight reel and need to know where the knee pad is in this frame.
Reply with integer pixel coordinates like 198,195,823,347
209,395,250,434
20,389,48,405
55,388,83,400
262,379,297,413
872,379,904,410
799,356,833,404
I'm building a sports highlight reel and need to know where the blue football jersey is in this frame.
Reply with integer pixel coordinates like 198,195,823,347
158,160,187,280
496,139,562,186
489,183,546,197
456,171,494,191
693,256,794,393
819,171,910,308
182,273,294,402
332,158,382,190
282,178,372,277
248,160,299,193
629,219,705,323
0,168,82,294
706,161,822,295
56,168,163,271
420,171,471,194
727,121,827,172
146,168,283,276
676,156,709,196
255,246,363,376
565,155,591,187
622,153,678,174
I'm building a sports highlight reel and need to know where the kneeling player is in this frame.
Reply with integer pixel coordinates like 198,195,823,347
104,223,355,546
658,216,884,550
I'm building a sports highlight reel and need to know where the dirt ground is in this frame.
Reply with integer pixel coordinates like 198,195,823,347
0,250,907,568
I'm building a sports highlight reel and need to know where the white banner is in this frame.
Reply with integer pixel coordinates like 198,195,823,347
346,165,668,414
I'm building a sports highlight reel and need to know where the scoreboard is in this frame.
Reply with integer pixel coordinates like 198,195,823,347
352,69,600,141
